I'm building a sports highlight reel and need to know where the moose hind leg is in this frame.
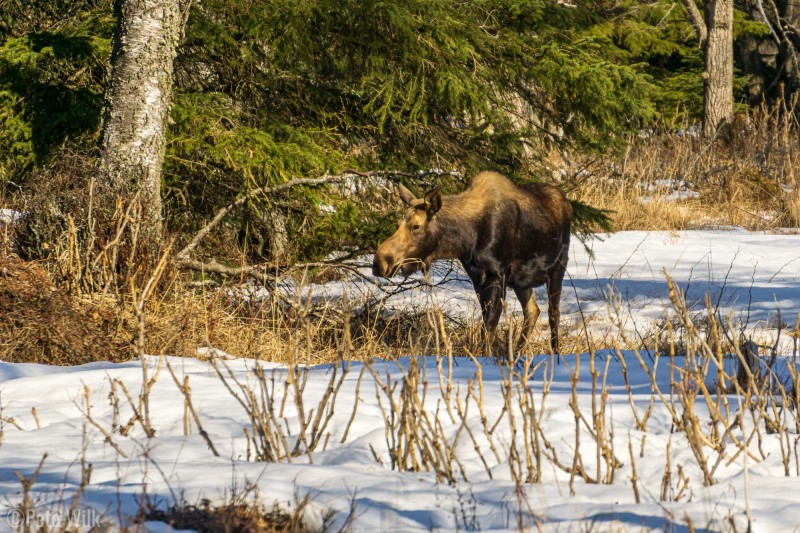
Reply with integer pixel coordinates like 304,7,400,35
546,271,565,355
513,287,540,353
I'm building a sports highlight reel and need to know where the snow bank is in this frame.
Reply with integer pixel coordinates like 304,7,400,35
0,351,798,531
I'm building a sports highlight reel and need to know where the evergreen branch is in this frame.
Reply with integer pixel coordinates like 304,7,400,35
570,199,614,234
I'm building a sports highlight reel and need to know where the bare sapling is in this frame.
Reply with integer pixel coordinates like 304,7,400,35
660,272,800,491
499,359,525,485
608,289,657,431
12,453,47,533
593,351,621,483
210,347,350,462
628,434,641,503
366,355,465,483
164,360,220,457
465,353,504,465
127,234,173,438
568,353,589,494
616,346,655,431
432,308,456,424
515,357,542,484
81,384,128,458
523,356,557,484
660,436,672,501
0,393,24,432
340,365,367,444
453,378,494,479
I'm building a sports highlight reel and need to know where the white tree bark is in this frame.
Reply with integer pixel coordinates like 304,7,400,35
99,0,189,246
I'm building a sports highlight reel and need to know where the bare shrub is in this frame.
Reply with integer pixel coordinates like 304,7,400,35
141,482,334,533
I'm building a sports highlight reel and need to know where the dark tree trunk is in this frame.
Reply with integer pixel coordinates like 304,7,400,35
757,0,800,99
702,0,735,136
99,0,188,247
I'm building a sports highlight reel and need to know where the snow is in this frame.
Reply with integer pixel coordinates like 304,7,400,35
639,190,700,203
638,179,700,204
293,229,800,351
571,230,800,346
0,209,22,228
2,230,800,532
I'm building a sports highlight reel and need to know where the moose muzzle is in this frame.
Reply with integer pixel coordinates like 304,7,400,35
372,252,394,278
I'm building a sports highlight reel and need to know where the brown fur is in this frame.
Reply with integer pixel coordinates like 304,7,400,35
374,171,572,355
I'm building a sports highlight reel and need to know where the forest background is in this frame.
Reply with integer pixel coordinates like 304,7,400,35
1,0,799,363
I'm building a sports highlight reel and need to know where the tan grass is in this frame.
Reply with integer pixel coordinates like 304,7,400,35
571,100,800,232
0,255,131,365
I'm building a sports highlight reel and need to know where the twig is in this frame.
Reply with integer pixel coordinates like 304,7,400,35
628,434,641,504
164,360,221,457
82,385,128,458
176,169,460,263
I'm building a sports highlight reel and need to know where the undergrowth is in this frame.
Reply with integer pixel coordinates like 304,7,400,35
0,104,799,366
572,98,800,231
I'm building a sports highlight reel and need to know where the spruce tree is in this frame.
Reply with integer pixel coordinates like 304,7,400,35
0,0,770,263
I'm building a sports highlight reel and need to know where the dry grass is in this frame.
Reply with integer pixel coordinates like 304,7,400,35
143,499,318,533
0,255,131,364
145,286,599,364
0,267,606,367
571,100,800,231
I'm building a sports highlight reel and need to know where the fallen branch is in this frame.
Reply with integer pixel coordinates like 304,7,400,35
176,169,460,263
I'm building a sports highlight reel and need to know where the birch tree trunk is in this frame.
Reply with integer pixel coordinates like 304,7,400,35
99,0,188,247
702,0,735,136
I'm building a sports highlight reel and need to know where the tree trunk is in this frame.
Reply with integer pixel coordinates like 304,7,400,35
265,210,289,261
703,0,735,136
761,0,800,98
99,0,188,247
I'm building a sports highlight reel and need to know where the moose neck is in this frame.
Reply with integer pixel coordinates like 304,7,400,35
428,195,478,261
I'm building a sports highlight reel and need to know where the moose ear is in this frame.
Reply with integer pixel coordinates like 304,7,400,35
423,188,442,217
395,182,416,206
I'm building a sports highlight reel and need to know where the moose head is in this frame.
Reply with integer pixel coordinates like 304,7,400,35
372,183,442,278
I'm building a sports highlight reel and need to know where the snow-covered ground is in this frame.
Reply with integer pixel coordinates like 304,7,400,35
571,229,800,349
2,230,800,532
0,209,22,230
300,229,800,351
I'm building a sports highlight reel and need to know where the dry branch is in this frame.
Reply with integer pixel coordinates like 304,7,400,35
82,385,128,458
165,360,221,457
681,0,707,46
176,169,460,264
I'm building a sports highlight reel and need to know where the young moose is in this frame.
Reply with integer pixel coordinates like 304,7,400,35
372,171,572,355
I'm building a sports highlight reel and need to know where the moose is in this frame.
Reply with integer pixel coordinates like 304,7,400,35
372,171,572,355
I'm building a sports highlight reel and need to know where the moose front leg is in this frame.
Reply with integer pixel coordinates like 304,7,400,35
475,276,506,358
